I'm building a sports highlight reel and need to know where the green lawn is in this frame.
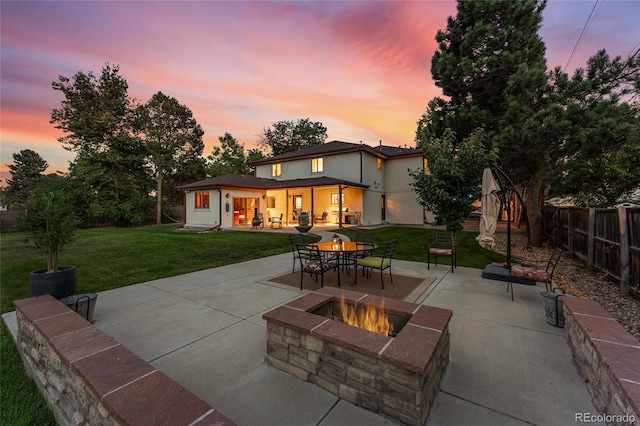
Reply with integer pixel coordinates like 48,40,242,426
0,225,504,425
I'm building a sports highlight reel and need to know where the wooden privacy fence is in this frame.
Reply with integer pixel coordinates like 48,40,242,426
543,206,640,298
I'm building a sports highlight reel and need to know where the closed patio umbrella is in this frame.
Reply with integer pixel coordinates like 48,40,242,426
476,168,501,249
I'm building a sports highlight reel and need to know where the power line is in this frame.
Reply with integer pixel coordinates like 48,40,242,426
564,0,602,72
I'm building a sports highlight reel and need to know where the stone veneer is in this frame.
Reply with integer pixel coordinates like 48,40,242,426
262,287,452,425
14,294,234,426
563,297,639,425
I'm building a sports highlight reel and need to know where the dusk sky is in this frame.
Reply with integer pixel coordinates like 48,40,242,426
1,0,639,184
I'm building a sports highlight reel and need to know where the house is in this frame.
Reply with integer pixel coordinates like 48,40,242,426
176,140,434,229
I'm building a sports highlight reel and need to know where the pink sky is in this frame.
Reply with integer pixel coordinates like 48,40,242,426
1,0,638,185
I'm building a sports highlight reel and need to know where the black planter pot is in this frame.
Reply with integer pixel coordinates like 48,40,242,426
29,266,77,300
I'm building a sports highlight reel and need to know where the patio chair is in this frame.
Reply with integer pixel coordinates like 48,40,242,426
271,213,283,229
427,232,457,273
355,240,397,289
297,244,336,290
508,248,562,301
314,211,328,223
289,234,308,273
354,232,376,261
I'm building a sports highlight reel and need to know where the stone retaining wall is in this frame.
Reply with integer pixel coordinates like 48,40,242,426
563,297,639,425
14,294,235,426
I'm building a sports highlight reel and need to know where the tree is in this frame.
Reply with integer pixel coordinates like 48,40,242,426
410,129,492,234
206,133,251,176
424,0,550,245
51,64,152,226
136,91,204,224
546,50,640,206
5,149,48,206
259,118,327,156
424,1,640,245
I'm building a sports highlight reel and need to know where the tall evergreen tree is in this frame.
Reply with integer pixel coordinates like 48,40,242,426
423,0,639,244
5,149,48,206
423,0,550,245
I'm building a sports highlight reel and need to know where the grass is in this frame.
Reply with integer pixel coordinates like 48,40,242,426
0,225,503,425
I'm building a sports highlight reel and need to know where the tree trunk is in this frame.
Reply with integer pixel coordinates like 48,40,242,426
156,170,163,225
525,172,545,247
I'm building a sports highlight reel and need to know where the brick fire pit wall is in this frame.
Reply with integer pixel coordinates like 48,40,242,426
262,287,452,425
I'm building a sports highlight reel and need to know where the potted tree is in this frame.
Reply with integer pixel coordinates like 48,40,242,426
22,190,80,299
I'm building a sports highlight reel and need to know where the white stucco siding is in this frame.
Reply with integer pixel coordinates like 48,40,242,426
384,156,422,192
360,153,384,192
184,190,221,228
362,190,382,225
386,191,424,224
383,156,426,224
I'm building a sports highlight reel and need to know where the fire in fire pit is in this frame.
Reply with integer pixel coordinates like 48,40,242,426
311,296,408,337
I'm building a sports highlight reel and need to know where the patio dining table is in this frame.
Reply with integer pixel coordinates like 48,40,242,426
312,241,375,287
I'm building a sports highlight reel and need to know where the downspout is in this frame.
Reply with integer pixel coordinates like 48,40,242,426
219,189,223,228
183,191,187,225
338,185,343,229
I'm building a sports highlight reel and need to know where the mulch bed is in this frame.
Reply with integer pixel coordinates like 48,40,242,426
265,268,434,301
490,223,640,341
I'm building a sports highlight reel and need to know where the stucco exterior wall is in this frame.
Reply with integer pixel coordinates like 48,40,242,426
184,190,220,228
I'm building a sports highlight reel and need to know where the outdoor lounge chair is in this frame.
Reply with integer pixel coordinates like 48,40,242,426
508,248,562,301
314,211,328,223
427,232,457,273
355,240,397,289
271,213,283,229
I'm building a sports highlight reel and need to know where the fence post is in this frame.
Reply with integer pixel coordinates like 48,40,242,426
619,206,630,297
588,208,595,266
567,209,574,256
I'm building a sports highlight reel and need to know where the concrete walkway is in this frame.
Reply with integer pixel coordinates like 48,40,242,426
4,231,602,425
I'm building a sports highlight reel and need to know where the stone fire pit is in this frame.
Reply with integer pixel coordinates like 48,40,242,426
262,287,452,425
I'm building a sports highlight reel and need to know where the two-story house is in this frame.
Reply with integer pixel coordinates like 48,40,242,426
177,140,433,229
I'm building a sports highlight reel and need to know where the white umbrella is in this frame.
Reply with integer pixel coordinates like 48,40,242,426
476,168,501,249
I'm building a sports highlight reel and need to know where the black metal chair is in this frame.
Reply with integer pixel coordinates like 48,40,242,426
297,244,336,290
427,232,457,273
508,248,562,301
351,232,376,272
355,240,397,289
289,234,308,273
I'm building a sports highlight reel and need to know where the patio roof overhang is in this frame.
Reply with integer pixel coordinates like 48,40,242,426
176,174,369,192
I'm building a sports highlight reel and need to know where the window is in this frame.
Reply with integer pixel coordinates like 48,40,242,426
331,193,344,205
423,157,429,169
266,196,276,209
271,163,281,177
311,157,323,173
195,191,210,209
377,158,382,170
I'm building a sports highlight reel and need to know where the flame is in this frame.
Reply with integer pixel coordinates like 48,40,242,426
338,296,394,336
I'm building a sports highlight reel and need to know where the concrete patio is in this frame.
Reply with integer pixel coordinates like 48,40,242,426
4,231,603,425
